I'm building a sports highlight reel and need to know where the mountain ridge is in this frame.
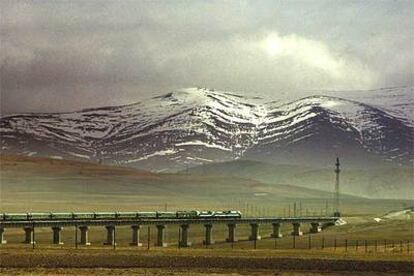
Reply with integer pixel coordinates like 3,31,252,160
1,87,413,171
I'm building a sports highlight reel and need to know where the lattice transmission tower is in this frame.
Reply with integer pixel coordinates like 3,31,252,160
334,157,341,217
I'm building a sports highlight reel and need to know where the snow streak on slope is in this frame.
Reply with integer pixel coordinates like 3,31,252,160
308,86,414,126
1,87,413,170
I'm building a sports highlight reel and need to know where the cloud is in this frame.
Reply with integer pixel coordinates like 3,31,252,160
0,1,412,113
158,31,377,97
258,32,377,87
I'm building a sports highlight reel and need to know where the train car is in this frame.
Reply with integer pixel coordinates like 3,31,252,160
210,211,242,218
0,213,8,221
156,211,176,219
226,210,242,218
49,212,74,220
73,212,95,220
137,212,157,219
199,211,214,218
117,212,139,219
28,212,52,220
176,210,200,219
94,212,117,219
2,213,28,221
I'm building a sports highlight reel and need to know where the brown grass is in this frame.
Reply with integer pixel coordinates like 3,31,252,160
0,154,155,178
1,268,406,275
0,248,412,274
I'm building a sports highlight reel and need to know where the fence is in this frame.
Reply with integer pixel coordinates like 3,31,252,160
3,235,411,254
208,237,412,253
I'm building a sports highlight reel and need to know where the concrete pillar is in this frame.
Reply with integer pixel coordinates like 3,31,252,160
52,226,64,245
249,223,261,240
104,225,116,245
291,222,303,236
226,223,237,242
155,225,167,247
23,226,35,244
310,222,322,233
79,226,91,246
130,225,142,246
179,224,191,247
0,228,7,244
271,223,283,238
203,224,214,245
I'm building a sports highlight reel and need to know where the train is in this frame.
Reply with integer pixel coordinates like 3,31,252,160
0,210,242,221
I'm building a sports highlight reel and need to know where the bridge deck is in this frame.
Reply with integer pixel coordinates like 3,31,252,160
0,217,338,228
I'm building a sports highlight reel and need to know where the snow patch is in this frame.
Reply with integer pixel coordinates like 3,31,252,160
50,156,63,160
175,140,232,152
68,152,91,159
122,149,179,163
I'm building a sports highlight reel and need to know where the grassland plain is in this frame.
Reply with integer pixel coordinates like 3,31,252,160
0,155,413,274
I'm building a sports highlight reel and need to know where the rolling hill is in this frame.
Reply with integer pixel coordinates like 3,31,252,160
186,160,414,200
1,155,353,212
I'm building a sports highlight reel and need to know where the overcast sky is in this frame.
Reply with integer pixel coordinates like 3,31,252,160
1,0,413,114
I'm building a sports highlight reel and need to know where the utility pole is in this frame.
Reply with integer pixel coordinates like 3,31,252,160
293,202,297,217
334,157,341,217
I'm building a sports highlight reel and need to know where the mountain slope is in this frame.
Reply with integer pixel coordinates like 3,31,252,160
186,160,414,199
311,86,414,126
1,87,412,171
247,95,413,167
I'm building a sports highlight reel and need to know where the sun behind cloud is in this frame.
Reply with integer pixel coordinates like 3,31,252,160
262,33,284,56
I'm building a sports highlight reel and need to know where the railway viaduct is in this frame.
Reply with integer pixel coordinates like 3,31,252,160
0,217,338,247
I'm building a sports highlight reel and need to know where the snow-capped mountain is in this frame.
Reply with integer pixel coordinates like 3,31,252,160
1,87,413,171
307,86,414,127
247,95,413,167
